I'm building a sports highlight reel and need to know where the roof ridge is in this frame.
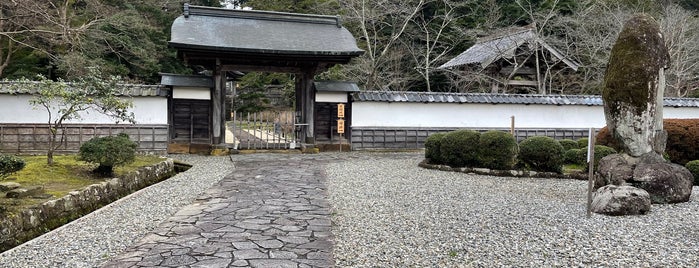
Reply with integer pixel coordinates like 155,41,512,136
477,25,536,44
184,4,342,27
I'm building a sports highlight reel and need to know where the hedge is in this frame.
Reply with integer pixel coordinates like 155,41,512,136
425,133,447,164
559,139,579,151
597,119,699,165
78,133,137,175
686,160,699,186
478,131,518,170
518,136,564,173
439,130,481,168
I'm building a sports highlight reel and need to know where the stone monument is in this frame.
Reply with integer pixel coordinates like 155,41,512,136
593,14,693,215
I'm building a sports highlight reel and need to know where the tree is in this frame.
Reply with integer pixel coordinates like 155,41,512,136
404,0,467,92
14,68,135,165
660,3,699,97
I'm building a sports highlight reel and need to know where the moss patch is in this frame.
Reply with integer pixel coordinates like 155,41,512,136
602,14,669,117
0,155,164,214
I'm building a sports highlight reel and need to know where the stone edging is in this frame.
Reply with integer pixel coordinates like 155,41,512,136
0,159,176,252
418,159,587,180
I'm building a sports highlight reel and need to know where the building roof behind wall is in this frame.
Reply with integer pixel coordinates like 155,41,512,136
160,73,214,88
0,81,163,97
352,91,699,108
314,81,360,92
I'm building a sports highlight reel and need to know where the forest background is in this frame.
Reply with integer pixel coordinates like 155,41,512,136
1,0,698,98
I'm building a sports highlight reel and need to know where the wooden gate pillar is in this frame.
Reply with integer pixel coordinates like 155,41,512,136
212,60,226,145
295,65,317,144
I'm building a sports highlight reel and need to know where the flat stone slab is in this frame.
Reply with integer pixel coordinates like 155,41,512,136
0,182,21,191
101,154,336,267
6,186,44,198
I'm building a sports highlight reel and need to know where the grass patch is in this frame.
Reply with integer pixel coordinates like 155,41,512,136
563,164,584,174
0,154,165,213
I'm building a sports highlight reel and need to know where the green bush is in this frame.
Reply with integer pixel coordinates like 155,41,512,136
685,160,699,185
425,133,447,164
576,145,618,170
559,139,579,151
518,136,564,173
564,149,581,164
577,138,589,149
78,133,137,176
439,130,481,168
0,155,25,179
478,131,518,170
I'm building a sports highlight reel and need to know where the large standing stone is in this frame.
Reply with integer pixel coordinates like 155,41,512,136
591,185,651,216
631,162,693,203
602,14,670,157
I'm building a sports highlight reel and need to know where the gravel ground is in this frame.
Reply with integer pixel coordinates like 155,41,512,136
327,153,699,267
0,155,233,268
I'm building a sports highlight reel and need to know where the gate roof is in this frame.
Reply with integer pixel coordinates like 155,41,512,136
169,5,364,72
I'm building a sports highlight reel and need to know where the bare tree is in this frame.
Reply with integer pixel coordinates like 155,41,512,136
340,0,426,91
404,0,466,92
660,4,699,97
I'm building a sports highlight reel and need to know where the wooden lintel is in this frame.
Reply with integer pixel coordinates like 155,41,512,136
220,65,304,73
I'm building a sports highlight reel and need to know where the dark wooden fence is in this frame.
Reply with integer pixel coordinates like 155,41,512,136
0,124,168,154
350,127,596,150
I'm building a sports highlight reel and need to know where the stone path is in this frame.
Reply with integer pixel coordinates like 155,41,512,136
102,154,336,268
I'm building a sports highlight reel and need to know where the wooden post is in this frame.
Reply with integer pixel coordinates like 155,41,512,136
586,128,596,218
510,116,515,135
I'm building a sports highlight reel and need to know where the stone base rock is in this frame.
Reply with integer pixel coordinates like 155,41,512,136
592,185,651,216
596,153,692,204
631,161,693,204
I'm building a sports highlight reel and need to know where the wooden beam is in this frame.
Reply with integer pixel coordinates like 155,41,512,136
220,64,304,73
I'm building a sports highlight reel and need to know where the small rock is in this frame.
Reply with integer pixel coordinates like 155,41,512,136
0,182,21,191
591,185,651,216
6,186,45,198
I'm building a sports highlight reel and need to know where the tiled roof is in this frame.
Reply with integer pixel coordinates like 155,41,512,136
169,5,364,57
0,81,163,97
352,91,699,107
160,73,214,88
438,27,579,70
314,81,360,92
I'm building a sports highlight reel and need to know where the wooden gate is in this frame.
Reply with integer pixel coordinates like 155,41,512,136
169,99,211,153
228,111,300,150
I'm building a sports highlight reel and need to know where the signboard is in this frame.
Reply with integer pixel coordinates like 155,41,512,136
337,119,345,134
337,103,345,118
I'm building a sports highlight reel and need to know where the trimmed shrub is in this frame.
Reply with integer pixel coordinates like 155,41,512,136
0,155,25,179
439,130,481,168
597,119,699,165
425,133,447,164
564,149,581,164
478,130,518,170
576,145,618,169
559,139,579,151
577,138,589,149
686,160,699,185
518,136,564,173
79,133,137,176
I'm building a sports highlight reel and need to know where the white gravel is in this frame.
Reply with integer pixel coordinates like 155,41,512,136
327,153,699,267
0,155,233,268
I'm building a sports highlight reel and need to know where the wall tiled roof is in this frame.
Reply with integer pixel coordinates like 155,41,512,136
0,81,163,97
352,91,699,107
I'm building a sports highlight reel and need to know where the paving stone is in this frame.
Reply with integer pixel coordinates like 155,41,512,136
277,236,310,244
255,239,284,249
232,249,267,260
249,259,299,268
231,241,259,250
101,154,335,267
270,250,299,259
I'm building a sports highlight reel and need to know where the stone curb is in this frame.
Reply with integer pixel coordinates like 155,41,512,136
418,159,587,180
0,159,176,252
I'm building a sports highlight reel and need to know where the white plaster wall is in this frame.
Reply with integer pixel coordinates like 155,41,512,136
173,87,211,100
0,95,167,124
316,92,347,103
352,102,699,129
